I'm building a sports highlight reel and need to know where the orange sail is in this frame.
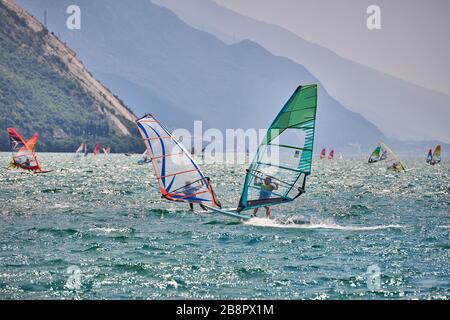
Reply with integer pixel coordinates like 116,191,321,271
93,144,101,156
25,133,39,151
6,128,42,172
431,145,441,165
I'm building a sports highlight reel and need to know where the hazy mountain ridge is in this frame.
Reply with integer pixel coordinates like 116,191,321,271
16,0,386,152
154,0,450,143
0,0,142,152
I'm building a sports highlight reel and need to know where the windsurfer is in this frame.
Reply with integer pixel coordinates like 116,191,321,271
183,181,208,211
252,177,279,218
390,162,402,171
15,156,31,169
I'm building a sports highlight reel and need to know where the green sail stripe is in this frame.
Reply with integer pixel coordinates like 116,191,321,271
269,144,313,151
255,162,303,173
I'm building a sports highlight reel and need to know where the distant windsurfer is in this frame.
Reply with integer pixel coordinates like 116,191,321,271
14,156,31,169
389,162,403,172
138,152,151,165
252,177,279,218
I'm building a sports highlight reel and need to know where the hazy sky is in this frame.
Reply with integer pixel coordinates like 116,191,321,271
214,0,450,95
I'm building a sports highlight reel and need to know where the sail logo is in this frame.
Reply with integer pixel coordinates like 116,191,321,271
66,5,81,30
366,5,382,30
366,264,381,290
65,265,82,290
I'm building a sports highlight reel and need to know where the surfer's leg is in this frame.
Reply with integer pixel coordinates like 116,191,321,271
252,208,258,217
265,207,270,219
189,203,194,211
199,204,207,211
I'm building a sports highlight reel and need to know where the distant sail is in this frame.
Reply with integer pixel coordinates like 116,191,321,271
380,147,387,160
136,114,221,207
84,144,88,157
368,146,381,163
426,149,433,163
431,145,441,165
368,145,387,163
102,147,111,155
327,149,334,160
75,143,84,157
294,150,300,158
6,128,42,172
93,144,101,156
320,148,326,159
237,85,317,212
137,150,151,165
25,133,39,151
379,142,406,172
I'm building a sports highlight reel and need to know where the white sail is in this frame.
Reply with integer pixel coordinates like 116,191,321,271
136,114,220,206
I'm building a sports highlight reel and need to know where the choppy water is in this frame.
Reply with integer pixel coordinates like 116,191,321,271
0,153,448,299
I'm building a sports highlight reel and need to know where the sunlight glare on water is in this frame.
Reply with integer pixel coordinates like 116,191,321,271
0,153,448,299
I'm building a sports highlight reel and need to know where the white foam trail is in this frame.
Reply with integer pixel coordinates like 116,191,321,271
89,227,132,234
438,226,450,229
243,217,404,231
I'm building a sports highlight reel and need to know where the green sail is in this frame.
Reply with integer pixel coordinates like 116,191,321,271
368,146,381,163
237,85,318,212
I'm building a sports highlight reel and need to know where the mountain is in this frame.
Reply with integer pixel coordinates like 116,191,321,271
0,0,142,152
153,0,450,143
15,0,385,152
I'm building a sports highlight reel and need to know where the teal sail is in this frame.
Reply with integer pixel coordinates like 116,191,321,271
368,145,387,163
237,85,318,212
368,146,381,163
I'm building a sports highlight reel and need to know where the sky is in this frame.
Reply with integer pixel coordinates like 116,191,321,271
214,0,450,95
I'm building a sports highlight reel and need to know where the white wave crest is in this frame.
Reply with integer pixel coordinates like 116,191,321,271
243,217,404,231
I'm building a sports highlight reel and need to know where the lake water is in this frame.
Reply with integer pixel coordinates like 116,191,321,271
0,153,448,299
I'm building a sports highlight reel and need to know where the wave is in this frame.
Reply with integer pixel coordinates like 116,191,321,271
88,227,133,234
243,217,404,231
